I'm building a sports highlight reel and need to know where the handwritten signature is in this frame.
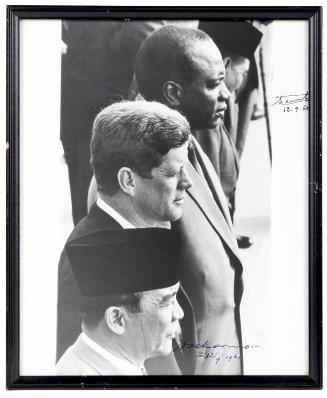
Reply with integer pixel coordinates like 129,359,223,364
174,340,261,365
271,92,309,107
173,340,260,352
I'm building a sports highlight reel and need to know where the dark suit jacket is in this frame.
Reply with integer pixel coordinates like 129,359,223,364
57,204,196,374
85,136,245,375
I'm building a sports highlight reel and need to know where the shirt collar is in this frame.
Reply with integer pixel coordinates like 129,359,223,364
81,332,146,375
96,197,135,229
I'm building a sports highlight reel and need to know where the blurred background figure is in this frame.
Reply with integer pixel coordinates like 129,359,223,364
61,20,198,225
61,21,118,225
197,21,263,248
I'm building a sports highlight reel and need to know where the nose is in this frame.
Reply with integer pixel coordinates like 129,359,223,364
172,298,184,322
218,80,230,101
178,167,193,189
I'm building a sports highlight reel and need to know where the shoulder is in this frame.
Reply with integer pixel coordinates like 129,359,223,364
56,345,99,376
67,204,121,244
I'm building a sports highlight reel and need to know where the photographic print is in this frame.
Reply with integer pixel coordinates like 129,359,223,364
7,6,322,389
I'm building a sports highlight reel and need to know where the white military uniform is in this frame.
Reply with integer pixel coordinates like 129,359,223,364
56,333,146,375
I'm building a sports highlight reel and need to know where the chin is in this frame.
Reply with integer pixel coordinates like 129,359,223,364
168,208,183,222
150,337,174,358
210,118,220,129
155,343,173,357
170,213,183,222
201,119,219,130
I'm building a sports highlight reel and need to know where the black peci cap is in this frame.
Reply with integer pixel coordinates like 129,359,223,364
66,228,181,297
199,21,263,59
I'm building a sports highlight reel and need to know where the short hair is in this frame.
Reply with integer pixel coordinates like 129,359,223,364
90,101,190,196
80,292,143,330
135,25,211,102
224,51,249,64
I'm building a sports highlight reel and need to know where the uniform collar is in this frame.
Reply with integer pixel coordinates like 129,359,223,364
81,333,146,375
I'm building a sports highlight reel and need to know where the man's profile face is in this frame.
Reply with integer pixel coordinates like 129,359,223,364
178,39,230,131
224,56,250,95
128,282,183,358
133,141,192,224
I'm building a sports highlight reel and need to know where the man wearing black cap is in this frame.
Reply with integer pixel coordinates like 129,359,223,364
56,229,184,375
57,101,195,374
196,21,263,248
133,26,244,375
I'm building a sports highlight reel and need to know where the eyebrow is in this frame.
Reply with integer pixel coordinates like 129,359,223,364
209,73,225,83
160,290,178,304
162,162,185,175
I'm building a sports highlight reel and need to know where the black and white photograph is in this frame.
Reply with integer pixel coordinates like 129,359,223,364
6,4,322,389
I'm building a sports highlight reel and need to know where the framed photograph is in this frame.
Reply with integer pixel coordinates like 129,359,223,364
7,6,322,389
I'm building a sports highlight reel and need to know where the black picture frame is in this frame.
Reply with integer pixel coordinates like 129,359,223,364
7,5,322,389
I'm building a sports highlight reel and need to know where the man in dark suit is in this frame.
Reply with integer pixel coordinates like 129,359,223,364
57,101,196,374
57,228,184,375
61,21,121,226
61,20,199,226
134,25,245,375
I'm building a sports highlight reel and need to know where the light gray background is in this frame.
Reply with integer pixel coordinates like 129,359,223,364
19,18,308,376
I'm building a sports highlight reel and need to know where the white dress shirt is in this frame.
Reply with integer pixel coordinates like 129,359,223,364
96,197,135,229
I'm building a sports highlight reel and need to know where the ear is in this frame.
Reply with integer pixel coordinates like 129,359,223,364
162,81,183,108
104,306,126,335
223,57,231,70
117,167,136,197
